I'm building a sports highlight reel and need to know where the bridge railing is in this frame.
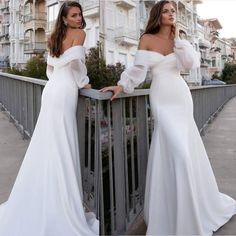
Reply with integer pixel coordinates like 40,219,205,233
1,72,236,235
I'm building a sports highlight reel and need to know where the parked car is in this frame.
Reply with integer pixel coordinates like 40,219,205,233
202,76,226,86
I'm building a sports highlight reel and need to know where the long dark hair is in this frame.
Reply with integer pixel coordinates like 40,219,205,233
48,1,86,57
143,0,175,37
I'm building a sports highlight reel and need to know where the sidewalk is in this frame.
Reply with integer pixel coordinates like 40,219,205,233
0,110,29,204
202,96,236,235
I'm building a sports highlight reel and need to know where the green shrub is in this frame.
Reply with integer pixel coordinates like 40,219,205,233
86,45,125,89
22,55,47,80
6,67,23,76
221,63,236,84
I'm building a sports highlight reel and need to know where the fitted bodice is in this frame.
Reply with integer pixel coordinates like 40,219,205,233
144,51,181,79
117,39,200,94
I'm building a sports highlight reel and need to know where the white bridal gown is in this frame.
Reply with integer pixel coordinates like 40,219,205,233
0,45,99,236
118,39,236,235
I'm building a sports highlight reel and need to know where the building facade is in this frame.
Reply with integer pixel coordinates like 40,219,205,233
0,0,10,68
0,0,99,69
0,0,234,84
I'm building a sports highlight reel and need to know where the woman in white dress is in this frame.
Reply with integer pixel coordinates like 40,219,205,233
101,1,236,235
0,2,99,235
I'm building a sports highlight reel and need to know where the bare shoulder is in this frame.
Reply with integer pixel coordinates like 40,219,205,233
70,29,86,46
138,34,152,50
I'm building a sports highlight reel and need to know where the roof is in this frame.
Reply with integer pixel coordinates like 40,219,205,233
199,18,223,29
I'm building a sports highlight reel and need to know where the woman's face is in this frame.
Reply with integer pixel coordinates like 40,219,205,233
64,6,82,29
160,3,176,26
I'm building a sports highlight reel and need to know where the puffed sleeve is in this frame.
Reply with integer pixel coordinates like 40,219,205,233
174,39,200,70
117,50,151,93
46,64,54,80
70,57,89,89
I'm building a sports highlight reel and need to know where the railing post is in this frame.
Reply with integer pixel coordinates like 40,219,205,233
136,96,149,203
77,95,87,191
112,98,126,234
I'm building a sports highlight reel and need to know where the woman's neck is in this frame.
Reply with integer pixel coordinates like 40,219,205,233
156,26,173,39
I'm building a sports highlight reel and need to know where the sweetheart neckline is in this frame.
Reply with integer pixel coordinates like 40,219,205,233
138,50,175,57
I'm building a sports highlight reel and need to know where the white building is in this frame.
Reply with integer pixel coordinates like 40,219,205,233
0,0,10,68
1,0,99,68
100,0,139,67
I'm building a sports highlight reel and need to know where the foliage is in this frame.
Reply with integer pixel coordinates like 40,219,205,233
221,63,236,84
6,55,47,80
212,72,220,80
22,55,47,80
85,45,125,89
6,67,23,76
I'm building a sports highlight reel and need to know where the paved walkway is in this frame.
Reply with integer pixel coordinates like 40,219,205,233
0,97,236,235
0,110,29,204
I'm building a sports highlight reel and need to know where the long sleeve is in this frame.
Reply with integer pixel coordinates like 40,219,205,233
70,58,89,89
174,39,200,70
117,51,152,94
46,64,54,80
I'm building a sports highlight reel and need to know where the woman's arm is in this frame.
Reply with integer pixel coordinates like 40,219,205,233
100,36,150,100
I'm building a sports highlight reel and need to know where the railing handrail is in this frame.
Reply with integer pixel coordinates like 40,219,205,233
0,72,47,86
1,71,236,98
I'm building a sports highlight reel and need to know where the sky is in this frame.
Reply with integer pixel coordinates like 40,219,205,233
197,0,236,38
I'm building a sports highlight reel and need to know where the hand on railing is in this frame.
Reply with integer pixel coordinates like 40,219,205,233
100,85,123,101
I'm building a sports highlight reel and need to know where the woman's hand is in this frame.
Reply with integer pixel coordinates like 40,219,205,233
100,85,123,101
83,84,91,89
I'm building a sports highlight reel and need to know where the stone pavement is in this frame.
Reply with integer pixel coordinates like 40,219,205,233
0,110,29,204
0,96,236,235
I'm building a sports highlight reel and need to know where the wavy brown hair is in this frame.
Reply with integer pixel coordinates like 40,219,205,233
47,1,86,58
143,0,176,37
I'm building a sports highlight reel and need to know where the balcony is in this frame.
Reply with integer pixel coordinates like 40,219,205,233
144,0,156,7
199,39,211,49
210,30,219,41
209,66,221,74
114,0,136,9
0,1,9,12
83,0,99,18
115,27,139,46
193,0,203,4
24,12,47,31
24,42,46,54
201,58,211,67
0,33,10,44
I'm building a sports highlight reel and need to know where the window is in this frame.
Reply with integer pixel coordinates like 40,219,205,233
118,52,127,66
107,50,114,64
48,4,59,30
212,58,216,67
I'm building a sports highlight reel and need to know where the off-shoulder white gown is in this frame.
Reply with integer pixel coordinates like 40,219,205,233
0,46,99,236
118,39,236,235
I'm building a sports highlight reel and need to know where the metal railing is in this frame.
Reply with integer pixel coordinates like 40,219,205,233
1,72,236,235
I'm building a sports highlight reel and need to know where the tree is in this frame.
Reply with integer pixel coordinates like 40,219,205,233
85,45,125,89
221,63,236,84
